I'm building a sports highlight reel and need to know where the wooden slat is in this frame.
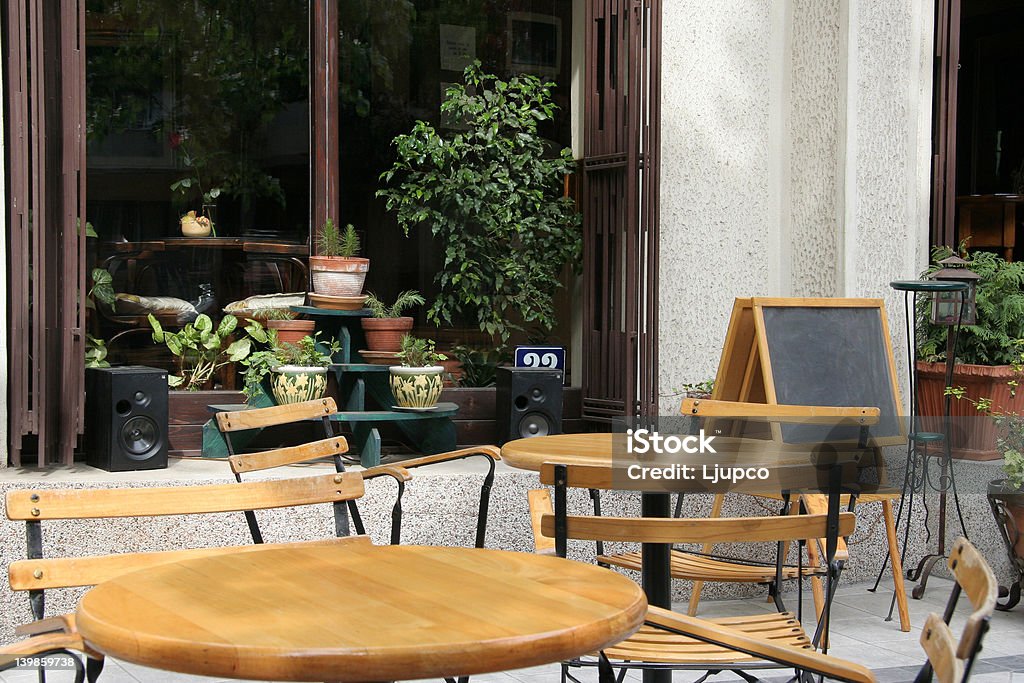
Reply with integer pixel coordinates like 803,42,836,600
0,630,90,668
528,489,556,555
542,512,854,545
920,613,963,683
390,445,502,469
10,536,371,591
680,399,880,425
5,472,364,520
228,436,349,474
948,538,997,659
643,607,876,683
215,397,338,432
601,550,823,582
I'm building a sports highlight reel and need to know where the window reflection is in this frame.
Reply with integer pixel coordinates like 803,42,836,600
86,1,310,382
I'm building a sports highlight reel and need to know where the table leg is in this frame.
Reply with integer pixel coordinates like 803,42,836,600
641,492,672,683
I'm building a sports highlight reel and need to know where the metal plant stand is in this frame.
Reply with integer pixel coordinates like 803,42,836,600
987,480,1024,610
874,280,970,616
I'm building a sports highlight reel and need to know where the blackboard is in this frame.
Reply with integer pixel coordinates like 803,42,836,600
758,304,903,444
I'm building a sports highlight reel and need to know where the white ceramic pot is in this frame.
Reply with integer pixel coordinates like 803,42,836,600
309,256,369,296
271,365,328,405
388,365,444,408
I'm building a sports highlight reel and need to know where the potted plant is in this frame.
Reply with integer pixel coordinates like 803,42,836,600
918,246,1024,459
985,412,1024,564
262,308,316,345
310,220,368,296
243,332,340,405
148,314,255,390
362,290,425,352
389,334,447,409
377,62,581,344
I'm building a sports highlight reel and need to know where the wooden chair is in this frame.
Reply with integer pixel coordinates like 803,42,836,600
215,398,503,547
600,398,911,629
0,471,371,682
534,462,864,682
918,537,997,683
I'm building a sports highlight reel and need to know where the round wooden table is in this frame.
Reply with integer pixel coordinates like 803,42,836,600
75,543,647,682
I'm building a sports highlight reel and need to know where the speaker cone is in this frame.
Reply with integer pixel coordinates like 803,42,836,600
120,416,159,459
519,412,551,438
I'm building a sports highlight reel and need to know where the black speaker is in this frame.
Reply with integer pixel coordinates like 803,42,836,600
495,367,563,444
85,366,169,471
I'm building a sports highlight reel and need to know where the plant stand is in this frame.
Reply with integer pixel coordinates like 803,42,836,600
200,306,458,465
876,280,971,612
987,480,1024,610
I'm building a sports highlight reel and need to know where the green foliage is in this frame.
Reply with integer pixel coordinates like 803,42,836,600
377,62,582,343
87,268,116,312
365,290,425,318
149,314,256,390
451,344,509,387
85,335,110,369
316,220,361,258
1006,450,1024,490
946,344,1024,487
260,308,297,321
919,246,1024,365
241,331,340,399
396,334,446,368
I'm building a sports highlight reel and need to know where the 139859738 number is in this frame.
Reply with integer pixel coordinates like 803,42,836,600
13,654,81,669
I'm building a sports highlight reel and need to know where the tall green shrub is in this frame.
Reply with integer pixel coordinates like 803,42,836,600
920,246,1024,365
377,62,582,343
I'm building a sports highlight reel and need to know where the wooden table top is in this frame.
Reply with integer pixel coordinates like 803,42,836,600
75,543,647,682
500,434,885,494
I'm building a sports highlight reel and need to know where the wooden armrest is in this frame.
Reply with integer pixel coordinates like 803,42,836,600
0,630,100,667
644,606,876,683
680,399,880,425
528,489,556,555
392,446,501,470
360,465,413,483
14,614,76,638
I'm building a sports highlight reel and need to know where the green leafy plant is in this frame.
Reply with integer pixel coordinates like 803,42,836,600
87,268,116,312
365,290,425,318
451,344,508,387
241,331,340,399
377,61,582,343
170,141,221,236
919,245,1024,365
85,335,110,369
947,343,1024,489
260,308,298,321
396,334,446,368
317,219,361,258
148,314,256,390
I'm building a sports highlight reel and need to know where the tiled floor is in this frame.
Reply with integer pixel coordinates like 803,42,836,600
3,577,1022,683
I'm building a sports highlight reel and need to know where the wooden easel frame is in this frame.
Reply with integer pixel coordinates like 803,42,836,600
689,297,911,631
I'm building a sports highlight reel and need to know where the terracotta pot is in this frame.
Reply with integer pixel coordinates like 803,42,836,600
268,319,316,345
389,365,444,408
361,317,413,352
917,361,1024,461
309,256,369,296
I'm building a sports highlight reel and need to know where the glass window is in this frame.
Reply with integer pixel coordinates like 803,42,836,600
86,0,310,382
336,0,576,349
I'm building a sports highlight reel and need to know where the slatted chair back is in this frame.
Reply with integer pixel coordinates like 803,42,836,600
5,472,366,622
213,398,370,543
918,538,997,683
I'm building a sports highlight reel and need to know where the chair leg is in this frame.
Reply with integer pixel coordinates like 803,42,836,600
688,493,726,615
882,498,911,632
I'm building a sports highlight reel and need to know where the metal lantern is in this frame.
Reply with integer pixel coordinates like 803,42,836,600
929,255,979,326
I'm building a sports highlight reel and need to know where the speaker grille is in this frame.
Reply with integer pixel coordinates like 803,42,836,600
120,416,160,459
519,412,552,438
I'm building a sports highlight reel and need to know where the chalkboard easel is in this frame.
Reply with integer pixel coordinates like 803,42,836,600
712,297,905,447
